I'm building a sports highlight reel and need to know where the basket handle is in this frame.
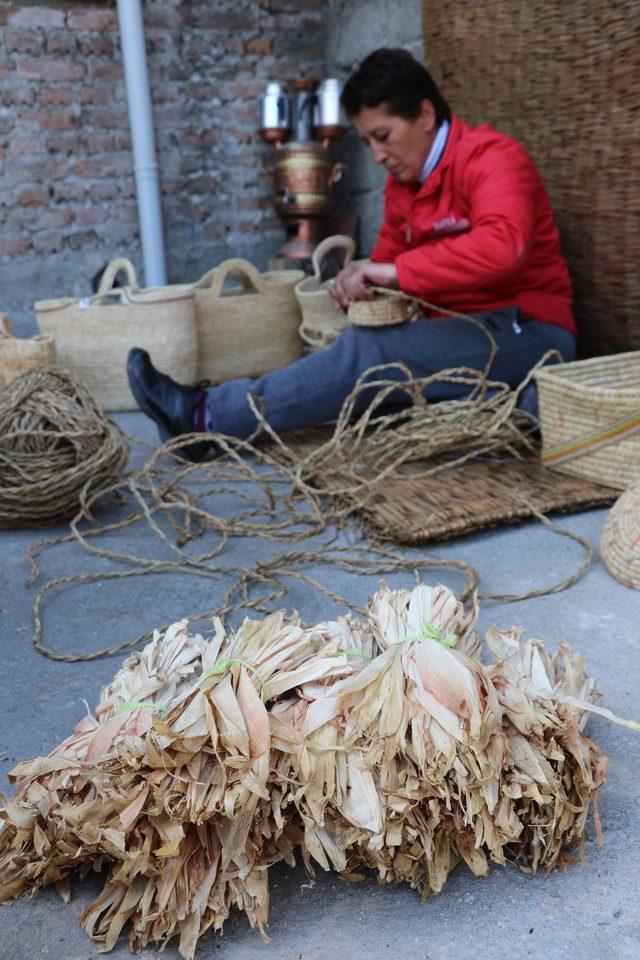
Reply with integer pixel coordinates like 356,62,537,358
199,258,267,298
97,257,141,295
311,235,356,280
0,313,12,338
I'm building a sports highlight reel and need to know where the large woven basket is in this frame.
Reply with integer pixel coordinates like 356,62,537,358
193,258,304,383
295,235,356,349
421,1,640,356
35,263,197,411
536,351,640,490
0,314,56,388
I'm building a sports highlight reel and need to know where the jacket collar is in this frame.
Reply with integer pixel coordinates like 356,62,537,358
385,115,470,198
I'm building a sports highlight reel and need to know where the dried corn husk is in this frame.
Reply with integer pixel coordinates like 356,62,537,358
1,583,636,959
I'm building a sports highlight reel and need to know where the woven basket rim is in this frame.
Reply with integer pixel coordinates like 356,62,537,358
536,350,640,397
35,285,194,313
295,275,331,297
263,269,306,286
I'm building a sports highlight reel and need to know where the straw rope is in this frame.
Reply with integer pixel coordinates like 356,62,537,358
24,356,594,663
0,367,129,528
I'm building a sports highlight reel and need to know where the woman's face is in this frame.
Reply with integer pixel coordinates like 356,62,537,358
352,100,438,183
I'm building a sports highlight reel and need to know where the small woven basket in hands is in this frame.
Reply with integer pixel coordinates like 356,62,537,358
348,293,410,328
295,235,357,349
600,480,640,590
536,350,640,491
0,314,55,387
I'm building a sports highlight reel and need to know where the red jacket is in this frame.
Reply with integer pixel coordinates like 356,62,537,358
370,116,575,333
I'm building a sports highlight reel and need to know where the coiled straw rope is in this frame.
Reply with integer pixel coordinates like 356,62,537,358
0,366,129,528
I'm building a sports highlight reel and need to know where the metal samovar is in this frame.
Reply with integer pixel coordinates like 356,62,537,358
260,76,347,262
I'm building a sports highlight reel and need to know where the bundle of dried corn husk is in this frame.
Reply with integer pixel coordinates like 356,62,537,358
1,583,634,958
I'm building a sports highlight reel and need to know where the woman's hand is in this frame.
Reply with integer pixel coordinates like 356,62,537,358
329,262,398,313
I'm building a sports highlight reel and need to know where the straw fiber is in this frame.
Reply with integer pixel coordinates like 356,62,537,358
421,1,640,356
282,428,615,543
0,366,128,528
361,457,616,543
360,457,616,543
600,481,640,590
348,294,409,328
536,351,640,490
0,314,55,388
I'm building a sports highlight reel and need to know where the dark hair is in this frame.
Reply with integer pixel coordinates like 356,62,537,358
341,48,450,125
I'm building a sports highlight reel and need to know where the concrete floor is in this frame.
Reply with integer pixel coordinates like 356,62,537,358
1,411,639,960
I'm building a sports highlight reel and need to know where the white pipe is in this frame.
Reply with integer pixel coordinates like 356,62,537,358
116,0,167,285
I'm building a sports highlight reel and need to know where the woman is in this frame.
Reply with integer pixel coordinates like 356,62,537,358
128,48,575,457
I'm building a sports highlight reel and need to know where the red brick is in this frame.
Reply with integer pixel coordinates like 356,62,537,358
22,111,76,131
17,58,86,83
66,10,117,31
78,36,115,58
40,88,72,108
18,186,49,207
71,155,131,179
8,6,66,29
53,182,85,203
75,206,107,227
44,132,81,156
92,182,119,201
30,208,73,230
5,29,43,56
4,157,67,183
89,62,123,82
89,106,128,130
45,34,80,57
2,88,35,108
8,138,41,156
79,87,111,106
0,235,30,257
245,38,272,55
68,230,98,251
33,231,63,253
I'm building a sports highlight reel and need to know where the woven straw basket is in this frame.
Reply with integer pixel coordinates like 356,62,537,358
35,258,198,411
600,481,640,590
193,258,304,383
295,235,356,349
348,294,409,328
0,314,56,388
536,351,640,490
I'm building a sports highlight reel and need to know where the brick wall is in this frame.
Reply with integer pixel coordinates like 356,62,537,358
0,0,327,334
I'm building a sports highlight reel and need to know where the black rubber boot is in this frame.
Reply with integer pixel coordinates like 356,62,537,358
126,348,213,461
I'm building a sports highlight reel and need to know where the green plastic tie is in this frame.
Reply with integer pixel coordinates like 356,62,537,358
200,657,270,699
114,701,169,716
393,620,457,648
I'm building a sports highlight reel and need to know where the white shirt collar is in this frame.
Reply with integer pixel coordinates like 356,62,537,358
418,119,450,185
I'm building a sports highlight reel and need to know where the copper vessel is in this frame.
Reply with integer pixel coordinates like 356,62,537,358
274,141,344,218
